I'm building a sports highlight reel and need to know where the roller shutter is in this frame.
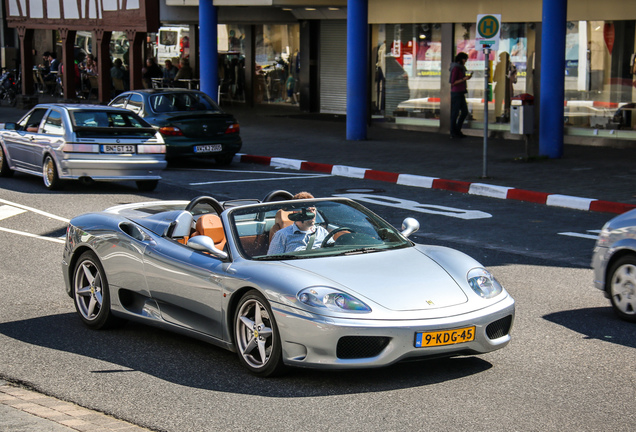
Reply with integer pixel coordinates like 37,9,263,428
320,20,347,114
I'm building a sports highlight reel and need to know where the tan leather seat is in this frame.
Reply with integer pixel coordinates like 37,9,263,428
269,209,293,241
193,214,226,250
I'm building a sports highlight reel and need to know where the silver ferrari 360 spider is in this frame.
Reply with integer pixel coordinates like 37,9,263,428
62,192,515,376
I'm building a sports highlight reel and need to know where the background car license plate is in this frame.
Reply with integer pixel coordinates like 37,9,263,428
195,144,222,153
415,326,475,347
102,144,135,154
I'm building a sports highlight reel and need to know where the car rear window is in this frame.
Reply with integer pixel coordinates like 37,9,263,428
149,92,220,113
71,110,156,137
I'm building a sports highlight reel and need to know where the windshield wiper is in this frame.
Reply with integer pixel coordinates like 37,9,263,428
256,254,302,261
338,247,383,256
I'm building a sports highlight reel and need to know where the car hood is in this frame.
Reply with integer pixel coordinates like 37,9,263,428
281,247,469,311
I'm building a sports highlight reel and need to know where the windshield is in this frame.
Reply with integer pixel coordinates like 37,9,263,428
149,92,220,113
229,199,411,260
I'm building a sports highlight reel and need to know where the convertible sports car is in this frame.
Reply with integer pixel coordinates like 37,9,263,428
62,191,515,376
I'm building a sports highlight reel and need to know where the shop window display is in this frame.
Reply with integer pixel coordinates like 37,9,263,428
453,22,533,130
563,20,636,134
255,24,300,105
372,23,442,126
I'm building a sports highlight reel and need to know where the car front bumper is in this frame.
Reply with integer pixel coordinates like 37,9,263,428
272,294,515,369
591,245,609,293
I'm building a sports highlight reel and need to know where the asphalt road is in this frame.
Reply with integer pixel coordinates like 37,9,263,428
0,163,634,431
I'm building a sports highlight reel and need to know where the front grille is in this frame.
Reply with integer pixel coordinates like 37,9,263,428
486,315,513,340
336,336,391,359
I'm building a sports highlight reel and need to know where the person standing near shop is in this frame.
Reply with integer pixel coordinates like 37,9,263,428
449,52,472,138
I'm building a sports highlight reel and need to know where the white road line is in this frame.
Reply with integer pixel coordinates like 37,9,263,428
0,205,27,220
190,174,330,186
0,226,65,244
0,198,70,223
558,232,599,240
179,168,323,176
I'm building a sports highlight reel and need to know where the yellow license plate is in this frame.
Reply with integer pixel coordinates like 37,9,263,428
415,326,475,348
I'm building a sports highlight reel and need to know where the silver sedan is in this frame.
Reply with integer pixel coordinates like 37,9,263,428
592,208,636,322
0,104,167,191
62,194,515,376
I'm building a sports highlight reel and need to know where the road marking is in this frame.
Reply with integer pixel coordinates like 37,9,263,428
0,198,70,223
334,193,492,220
190,174,330,186
0,226,66,244
558,230,600,240
0,205,27,220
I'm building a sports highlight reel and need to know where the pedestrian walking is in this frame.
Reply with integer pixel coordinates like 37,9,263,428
449,52,472,138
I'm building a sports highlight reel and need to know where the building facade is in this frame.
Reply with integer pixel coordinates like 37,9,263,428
3,0,636,150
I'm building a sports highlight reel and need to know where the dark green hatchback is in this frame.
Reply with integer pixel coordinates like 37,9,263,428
109,89,242,165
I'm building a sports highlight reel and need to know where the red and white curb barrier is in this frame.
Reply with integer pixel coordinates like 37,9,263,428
235,153,635,215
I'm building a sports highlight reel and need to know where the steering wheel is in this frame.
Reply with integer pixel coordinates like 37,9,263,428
321,227,355,247
185,196,224,215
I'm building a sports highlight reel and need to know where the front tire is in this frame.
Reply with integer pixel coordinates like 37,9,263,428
234,290,286,377
42,155,62,190
72,251,122,329
607,256,636,322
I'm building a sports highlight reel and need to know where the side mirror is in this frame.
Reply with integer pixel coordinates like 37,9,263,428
187,235,228,260
4,122,16,131
400,217,420,238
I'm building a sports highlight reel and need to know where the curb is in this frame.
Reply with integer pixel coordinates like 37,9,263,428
235,153,636,215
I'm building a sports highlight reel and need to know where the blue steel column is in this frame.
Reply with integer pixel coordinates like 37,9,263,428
199,0,219,102
539,0,567,158
346,0,368,140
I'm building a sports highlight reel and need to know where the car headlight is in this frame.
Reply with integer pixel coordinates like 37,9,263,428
297,287,371,313
467,268,503,299
595,222,611,247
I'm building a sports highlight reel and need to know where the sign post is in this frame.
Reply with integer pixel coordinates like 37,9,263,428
475,14,501,178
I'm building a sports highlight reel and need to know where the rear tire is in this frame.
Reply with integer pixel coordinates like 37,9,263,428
136,180,159,192
215,153,235,166
42,155,62,190
0,145,13,177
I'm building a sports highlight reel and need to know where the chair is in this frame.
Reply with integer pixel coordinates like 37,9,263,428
33,70,45,94
166,211,194,244
88,76,99,100
112,78,125,94
151,78,164,89
269,209,292,241
193,214,226,250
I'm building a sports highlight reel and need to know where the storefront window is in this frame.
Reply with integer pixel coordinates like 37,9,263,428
254,24,300,105
372,24,442,126
564,20,636,134
453,22,533,130
218,25,247,103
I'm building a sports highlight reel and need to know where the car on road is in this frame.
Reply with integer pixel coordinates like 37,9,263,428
109,89,242,165
592,208,636,322
0,104,167,191
62,192,515,376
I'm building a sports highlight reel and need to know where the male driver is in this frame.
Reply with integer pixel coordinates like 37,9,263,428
267,207,329,254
